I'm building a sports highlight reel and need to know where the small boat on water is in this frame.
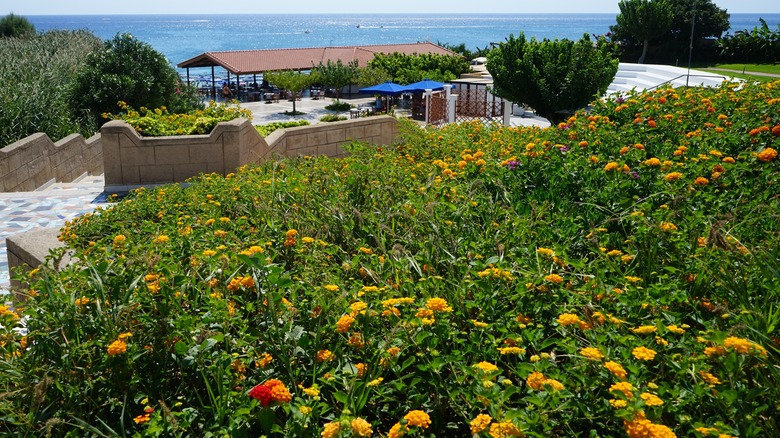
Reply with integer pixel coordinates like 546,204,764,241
356,24,361,28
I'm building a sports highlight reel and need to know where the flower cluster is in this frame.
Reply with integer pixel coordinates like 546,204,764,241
248,379,292,407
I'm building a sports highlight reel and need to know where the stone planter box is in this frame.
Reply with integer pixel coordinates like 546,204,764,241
101,116,398,193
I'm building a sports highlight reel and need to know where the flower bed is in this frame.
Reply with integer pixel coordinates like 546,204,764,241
105,100,252,136
2,80,778,437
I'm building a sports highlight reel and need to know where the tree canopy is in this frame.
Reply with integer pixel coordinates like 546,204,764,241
368,52,469,84
486,33,619,124
610,0,729,63
263,70,317,114
616,0,674,63
311,60,358,101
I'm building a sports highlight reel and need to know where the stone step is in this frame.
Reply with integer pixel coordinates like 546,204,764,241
32,174,105,194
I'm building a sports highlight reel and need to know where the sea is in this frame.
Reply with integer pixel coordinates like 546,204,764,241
28,13,780,75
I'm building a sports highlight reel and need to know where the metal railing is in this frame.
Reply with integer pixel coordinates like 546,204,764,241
646,73,729,92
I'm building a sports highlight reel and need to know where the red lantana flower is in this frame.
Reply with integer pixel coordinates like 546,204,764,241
248,383,273,406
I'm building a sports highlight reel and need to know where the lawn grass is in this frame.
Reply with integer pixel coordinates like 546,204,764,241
706,63,780,75
694,62,780,81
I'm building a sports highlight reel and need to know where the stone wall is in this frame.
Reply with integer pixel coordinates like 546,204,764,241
263,115,398,159
0,132,103,192
100,118,261,193
101,116,399,193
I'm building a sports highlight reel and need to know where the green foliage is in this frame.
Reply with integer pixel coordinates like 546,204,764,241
616,0,674,63
2,80,779,437
255,120,310,137
319,114,348,122
717,19,780,63
0,30,102,146
105,101,252,136
354,65,392,88
368,52,469,84
0,13,35,38
263,70,317,113
486,33,619,123
436,41,491,60
324,101,352,112
611,0,730,63
312,59,358,100
68,33,200,129
667,0,730,42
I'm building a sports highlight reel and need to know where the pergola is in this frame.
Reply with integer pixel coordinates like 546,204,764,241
177,42,457,100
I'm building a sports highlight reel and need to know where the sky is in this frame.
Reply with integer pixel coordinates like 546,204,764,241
4,0,780,15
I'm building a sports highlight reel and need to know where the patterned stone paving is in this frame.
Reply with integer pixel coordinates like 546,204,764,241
0,176,107,295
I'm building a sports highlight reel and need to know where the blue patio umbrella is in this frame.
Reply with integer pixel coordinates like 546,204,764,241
402,78,448,93
359,81,408,96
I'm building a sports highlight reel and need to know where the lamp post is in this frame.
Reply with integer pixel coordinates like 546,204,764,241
686,3,697,87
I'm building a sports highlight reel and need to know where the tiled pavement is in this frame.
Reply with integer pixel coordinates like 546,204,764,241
0,175,107,294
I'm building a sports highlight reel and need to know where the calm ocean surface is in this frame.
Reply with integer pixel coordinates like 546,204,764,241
29,13,780,71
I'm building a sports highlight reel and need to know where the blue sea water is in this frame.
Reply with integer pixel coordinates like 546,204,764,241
28,13,780,70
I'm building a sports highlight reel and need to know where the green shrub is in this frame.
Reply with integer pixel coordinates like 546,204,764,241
105,101,252,136
487,33,618,123
319,114,347,122
717,19,780,63
0,30,102,146
324,101,351,111
0,13,35,38
255,120,310,136
68,33,201,129
2,80,779,437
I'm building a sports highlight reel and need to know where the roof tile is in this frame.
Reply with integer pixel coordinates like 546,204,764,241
178,42,457,75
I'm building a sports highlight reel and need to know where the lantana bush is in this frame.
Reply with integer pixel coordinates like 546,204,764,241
1,80,778,437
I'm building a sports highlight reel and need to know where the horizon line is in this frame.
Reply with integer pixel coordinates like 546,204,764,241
17,11,780,16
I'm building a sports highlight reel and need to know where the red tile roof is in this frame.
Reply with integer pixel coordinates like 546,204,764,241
178,42,458,75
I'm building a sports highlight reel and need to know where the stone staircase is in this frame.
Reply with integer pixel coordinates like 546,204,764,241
607,63,731,95
30,172,106,194
1,173,107,294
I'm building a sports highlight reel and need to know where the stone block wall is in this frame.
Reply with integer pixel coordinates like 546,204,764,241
101,116,399,192
100,118,266,193
0,133,103,192
264,115,398,159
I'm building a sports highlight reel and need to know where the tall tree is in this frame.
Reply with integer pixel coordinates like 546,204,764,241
611,0,729,63
0,13,35,38
311,59,358,101
486,33,619,123
263,70,316,114
669,0,730,42
616,0,674,63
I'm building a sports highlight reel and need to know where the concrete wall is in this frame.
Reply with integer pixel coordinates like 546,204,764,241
0,132,103,192
101,116,398,193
